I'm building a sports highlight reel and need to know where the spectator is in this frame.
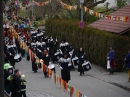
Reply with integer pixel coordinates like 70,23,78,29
4,63,12,94
9,69,21,97
107,46,115,75
124,49,130,82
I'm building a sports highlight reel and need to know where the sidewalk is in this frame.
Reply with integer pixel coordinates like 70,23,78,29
86,63,130,92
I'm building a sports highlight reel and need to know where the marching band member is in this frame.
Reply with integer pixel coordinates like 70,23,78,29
14,38,21,55
36,38,46,51
68,45,76,70
41,49,50,78
49,38,59,63
36,29,44,41
58,52,71,83
30,28,37,41
30,39,37,50
43,34,48,46
31,48,38,73
59,39,69,54
77,47,87,76
7,40,17,68
4,40,9,63
26,39,31,61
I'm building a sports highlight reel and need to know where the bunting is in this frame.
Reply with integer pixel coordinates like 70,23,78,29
34,0,51,6
48,68,52,77
43,64,47,73
58,0,77,10
18,0,51,10
84,6,130,22
70,86,74,97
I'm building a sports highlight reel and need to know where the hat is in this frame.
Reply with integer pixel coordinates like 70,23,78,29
4,63,11,69
21,75,25,79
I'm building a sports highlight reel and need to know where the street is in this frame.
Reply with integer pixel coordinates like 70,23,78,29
15,57,130,97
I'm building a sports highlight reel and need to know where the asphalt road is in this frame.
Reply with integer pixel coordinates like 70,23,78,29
15,57,130,97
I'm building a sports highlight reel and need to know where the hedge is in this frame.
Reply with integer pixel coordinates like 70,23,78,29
45,19,129,71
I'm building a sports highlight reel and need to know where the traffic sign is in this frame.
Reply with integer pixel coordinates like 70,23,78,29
79,21,84,28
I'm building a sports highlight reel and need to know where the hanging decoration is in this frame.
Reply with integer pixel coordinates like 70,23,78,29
58,0,78,10
84,6,130,22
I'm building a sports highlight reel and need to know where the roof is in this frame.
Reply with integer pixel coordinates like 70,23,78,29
89,5,130,34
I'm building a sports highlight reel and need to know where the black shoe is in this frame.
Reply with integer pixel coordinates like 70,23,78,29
45,75,48,78
80,73,82,76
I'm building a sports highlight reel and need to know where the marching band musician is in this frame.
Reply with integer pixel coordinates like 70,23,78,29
43,34,48,47
58,52,71,83
4,40,9,63
36,29,44,41
59,39,69,54
49,38,59,63
26,39,31,61
30,28,37,41
77,47,87,76
30,39,37,50
7,40,17,69
68,45,76,71
31,48,38,73
15,38,21,54
41,49,50,78
36,38,46,51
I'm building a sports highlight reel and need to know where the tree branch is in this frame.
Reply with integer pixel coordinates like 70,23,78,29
89,0,106,8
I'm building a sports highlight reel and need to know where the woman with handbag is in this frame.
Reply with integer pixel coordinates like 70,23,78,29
107,46,115,75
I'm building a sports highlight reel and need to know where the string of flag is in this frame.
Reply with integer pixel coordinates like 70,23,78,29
18,0,130,22
58,0,130,22
83,6,130,22
18,0,51,10
58,0,78,10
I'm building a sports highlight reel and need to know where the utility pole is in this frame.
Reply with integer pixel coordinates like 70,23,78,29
0,0,4,97
79,0,84,22
79,0,84,47
32,0,34,18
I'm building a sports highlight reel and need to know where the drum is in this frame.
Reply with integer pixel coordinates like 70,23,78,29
72,57,79,66
82,61,92,71
14,54,22,62
48,63,56,73
8,66,14,74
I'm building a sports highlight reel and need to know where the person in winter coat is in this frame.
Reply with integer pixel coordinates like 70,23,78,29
124,48,130,82
9,69,21,97
4,63,12,94
107,46,115,75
